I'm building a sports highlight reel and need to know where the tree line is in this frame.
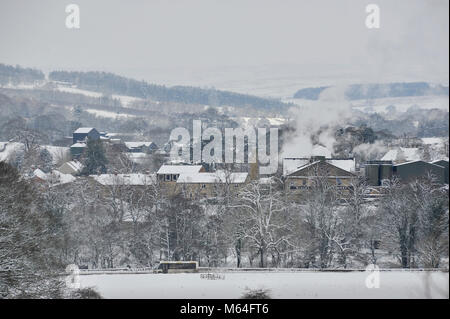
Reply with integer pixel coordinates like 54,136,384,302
1,159,448,297
0,64,45,86
49,70,290,110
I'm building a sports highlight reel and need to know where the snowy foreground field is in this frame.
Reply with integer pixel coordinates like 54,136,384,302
79,271,449,299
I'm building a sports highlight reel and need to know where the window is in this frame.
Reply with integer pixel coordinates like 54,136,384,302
302,179,307,186
172,174,178,181
165,174,171,181
201,184,206,189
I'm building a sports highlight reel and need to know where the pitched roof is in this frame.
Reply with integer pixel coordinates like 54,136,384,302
157,165,203,175
431,159,449,165
287,160,355,177
71,143,86,148
124,142,156,148
51,170,77,184
177,171,248,184
32,169,76,185
283,158,309,176
328,159,356,173
60,160,83,172
33,168,47,180
74,127,95,134
394,160,444,168
283,158,355,176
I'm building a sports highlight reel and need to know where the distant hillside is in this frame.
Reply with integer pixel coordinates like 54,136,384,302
293,82,449,100
0,63,45,85
49,70,291,110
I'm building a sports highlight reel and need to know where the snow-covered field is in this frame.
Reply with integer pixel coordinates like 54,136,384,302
287,95,449,114
84,108,137,119
350,95,449,113
111,94,142,108
57,85,142,108
79,271,449,299
56,85,104,98
0,143,69,164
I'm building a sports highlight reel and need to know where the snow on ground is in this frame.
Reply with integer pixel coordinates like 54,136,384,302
350,95,449,114
56,85,103,98
0,82,46,90
0,143,69,164
287,95,449,114
42,145,69,164
422,137,445,146
55,84,142,108
0,142,24,162
84,108,137,119
79,271,449,299
111,94,142,108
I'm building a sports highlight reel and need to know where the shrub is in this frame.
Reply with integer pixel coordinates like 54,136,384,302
241,287,271,299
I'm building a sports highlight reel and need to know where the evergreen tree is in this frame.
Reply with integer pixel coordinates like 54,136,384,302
39,148,53,173
81,139,108,175
0,162,64,298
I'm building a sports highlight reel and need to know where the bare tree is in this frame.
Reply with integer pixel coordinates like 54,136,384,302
378,178,419,268
299,174,341,268
230,179,291,268
411,176,449,268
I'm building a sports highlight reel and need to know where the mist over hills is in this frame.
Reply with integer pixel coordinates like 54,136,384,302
0,63,448,144
0,63,291,110
293,82,449,100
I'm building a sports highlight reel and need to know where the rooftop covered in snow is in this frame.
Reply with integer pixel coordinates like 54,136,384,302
71,143,87,148
31,169,76,185
74,127,96,134
283,157,355,176
381,147,421,162
177,171,248,184
157,165,203,175
92,174,156,186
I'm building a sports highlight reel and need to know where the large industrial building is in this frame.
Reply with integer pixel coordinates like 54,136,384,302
365,160,448,186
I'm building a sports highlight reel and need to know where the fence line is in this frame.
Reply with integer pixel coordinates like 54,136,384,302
77,267,449,275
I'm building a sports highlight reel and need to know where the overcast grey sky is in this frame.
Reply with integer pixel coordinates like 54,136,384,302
0,0,448,86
